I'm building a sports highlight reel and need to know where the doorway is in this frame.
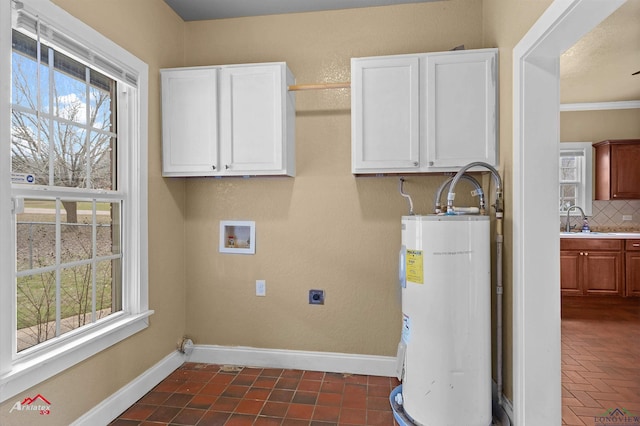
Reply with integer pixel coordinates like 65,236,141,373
512,0,628,424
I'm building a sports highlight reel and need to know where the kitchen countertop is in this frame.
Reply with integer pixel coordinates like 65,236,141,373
560,232,640,239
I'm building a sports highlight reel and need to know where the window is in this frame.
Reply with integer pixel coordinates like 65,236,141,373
12,28,122,352
559,142,593,216
0,0,150,403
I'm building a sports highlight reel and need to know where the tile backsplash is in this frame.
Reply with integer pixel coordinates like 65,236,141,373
562,200,640,232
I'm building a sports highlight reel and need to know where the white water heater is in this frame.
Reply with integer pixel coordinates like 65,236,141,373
400,215,491,426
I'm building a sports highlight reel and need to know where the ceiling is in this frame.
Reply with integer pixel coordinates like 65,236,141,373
163,0,639,105
559,0,640,104
162,0,440,21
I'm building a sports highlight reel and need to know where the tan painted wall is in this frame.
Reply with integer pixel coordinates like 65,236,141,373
561,109,640,142
182,1,484,357
7,0,608,422
0,1,187,425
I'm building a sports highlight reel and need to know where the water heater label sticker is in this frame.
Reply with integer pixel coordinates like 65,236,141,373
406,250,423,284
402,314,411,343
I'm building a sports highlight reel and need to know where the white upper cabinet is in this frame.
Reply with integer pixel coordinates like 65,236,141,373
161,67,219,176
423,50,497,170
220,64,295,176
161,62,295,177
351,48,498,174
351,56,420,173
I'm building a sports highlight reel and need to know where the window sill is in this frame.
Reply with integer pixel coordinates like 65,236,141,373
0,310,154,403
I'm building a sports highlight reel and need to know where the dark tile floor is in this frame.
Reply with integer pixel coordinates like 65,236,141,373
110,295,640,426
110,364,400,425
561,296,640,425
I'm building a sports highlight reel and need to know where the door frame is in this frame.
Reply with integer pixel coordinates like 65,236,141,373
512,0,626,424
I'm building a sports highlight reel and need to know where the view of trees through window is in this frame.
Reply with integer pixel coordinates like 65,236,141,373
11,29,122,351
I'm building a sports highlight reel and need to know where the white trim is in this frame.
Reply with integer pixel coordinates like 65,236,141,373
560,100,640,111
0,0,14,378
1,0,150,404
71,350,186,426
512,0,626,425
15,0,142,86
189,345,398,378
0,312,153,403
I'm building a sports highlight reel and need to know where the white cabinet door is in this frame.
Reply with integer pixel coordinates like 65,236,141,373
219,64,294,176
351,56,420,173
423,49,497,170
161,68,219,176
351,49,498,174
161,63,295,177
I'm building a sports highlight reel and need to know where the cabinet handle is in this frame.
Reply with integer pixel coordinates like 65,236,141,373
225,165,230,170
413,161,419,167
633,243,640,247
212,165,216,170
585,252,588,256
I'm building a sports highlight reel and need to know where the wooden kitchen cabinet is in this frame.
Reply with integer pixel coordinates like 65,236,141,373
626,239,640,297
594,139,640,200
351,48,497,174
161,62,295,177
560,249,581,295
560,238,624,296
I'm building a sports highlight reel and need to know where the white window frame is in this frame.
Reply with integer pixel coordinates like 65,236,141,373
559,141,593,217
0,0,151,403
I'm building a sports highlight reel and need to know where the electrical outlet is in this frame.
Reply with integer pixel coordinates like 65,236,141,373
256,280,266,296
309,289,324,305
623,215,633,221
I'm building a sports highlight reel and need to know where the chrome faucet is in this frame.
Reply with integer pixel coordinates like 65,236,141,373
565,205,586,232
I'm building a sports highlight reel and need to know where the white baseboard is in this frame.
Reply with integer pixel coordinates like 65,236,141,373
189,345,397,378
71,351,187,426
72,345,396,425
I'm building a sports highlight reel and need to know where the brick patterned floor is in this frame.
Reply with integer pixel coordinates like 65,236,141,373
110,364,400,425
561,296,640,425
109,296,639,426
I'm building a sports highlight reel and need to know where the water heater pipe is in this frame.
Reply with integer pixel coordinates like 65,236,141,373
446,162,503,216
447,162,505,406
399,177,414,216
496,223,504,405
434,173,485,214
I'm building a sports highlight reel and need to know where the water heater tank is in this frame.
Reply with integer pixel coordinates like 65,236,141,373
400,215,491,426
